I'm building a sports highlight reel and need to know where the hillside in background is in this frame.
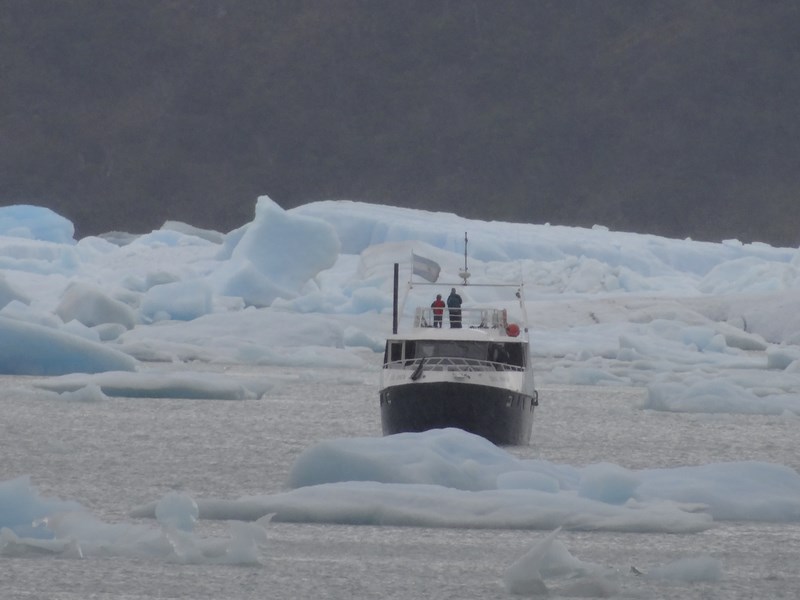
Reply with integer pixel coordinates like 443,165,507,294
2,0,799,244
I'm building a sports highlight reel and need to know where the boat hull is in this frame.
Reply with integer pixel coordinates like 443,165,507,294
379,381,535,445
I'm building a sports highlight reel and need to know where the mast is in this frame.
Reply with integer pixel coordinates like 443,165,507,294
458,232,471,285
463,232,468,274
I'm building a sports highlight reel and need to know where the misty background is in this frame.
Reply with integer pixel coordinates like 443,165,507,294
2,0,799,244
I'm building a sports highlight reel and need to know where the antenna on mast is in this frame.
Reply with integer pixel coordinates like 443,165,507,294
458,232,471,285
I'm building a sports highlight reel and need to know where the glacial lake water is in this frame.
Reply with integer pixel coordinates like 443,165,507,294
1,360,799,599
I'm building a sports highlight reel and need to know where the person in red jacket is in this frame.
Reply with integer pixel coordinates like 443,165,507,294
431,294,445,327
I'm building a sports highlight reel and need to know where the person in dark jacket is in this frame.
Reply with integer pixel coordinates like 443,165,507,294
447,288,462,328
431,294,446,327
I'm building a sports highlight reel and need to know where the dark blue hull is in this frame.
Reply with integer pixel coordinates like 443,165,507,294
379,382,535,446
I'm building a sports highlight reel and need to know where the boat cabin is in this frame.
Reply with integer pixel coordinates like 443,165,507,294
383,338,526,372
384,305,528,373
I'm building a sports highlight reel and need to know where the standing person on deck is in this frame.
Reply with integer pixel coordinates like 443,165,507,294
431,294,445,327
447,288,462,328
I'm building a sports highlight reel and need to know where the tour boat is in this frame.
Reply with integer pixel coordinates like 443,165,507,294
379,248,538,445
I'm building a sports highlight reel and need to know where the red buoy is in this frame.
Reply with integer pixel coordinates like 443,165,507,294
506,323,520,337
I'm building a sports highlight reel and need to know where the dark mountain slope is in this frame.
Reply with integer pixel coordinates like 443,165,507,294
1,1,799,244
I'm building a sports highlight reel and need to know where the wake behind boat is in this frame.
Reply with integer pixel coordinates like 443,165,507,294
379,243,538,446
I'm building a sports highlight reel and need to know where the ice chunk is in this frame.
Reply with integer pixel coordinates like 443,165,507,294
0,204,74,243
55,282,137,329
0,315,137,375
212,195,340,306
156,492,199,532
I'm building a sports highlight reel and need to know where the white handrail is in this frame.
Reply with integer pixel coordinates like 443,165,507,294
384,357,524,373
413,307,511,330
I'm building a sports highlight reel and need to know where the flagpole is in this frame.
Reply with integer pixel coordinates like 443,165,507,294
392,263,399,334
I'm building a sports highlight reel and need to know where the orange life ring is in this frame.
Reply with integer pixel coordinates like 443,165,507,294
506,323,520,337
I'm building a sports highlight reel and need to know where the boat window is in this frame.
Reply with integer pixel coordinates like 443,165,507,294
490,343,524,367
395,340,525,366
385,341,404,364
489,343,510,364
415,341,488,360
416,342,434,358
505,343,525,367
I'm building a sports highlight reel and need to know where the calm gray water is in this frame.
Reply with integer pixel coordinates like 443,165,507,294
1,360,799,599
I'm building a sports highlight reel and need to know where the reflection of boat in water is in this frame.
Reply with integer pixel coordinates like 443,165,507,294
379,247,538,446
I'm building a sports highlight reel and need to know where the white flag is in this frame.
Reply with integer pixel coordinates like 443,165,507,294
412,253,440,283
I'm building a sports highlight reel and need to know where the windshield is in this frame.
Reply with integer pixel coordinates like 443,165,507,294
417,341,486,360
403,340,525,367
